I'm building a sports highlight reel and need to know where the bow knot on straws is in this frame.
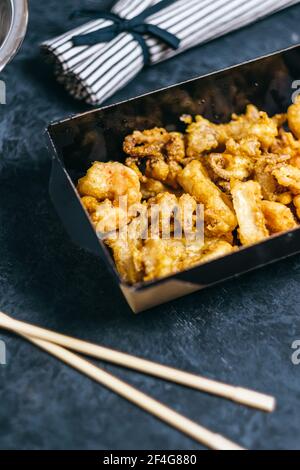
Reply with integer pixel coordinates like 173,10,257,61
70,0,181,66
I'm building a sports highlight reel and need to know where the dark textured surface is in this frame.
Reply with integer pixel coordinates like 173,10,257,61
0,0,300,451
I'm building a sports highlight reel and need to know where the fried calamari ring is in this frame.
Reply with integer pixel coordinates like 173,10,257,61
207,153,254,181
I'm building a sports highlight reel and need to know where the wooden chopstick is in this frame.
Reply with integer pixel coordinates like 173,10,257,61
8,327,244,450
0,312,275,412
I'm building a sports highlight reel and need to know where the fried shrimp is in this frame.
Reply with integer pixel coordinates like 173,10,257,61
77,161,142,207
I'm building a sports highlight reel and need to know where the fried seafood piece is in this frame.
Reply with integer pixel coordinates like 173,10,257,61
104,209,148,284
125,157,147,182
191,238,235,265
166,132,186,162
184,115,219,158
145,158,181,188
124,128,186,162
81,196,130,234
183,105,278,158
293,195,300,219
261,200,297,234
178,160,237,236
147,192,200,238
207,153,254,181
141,178,172,199
141,237,234,282
123,127,170,159
230,180,269,245
105,235,143,284
77,161,142,207
218,105,278,150
225,137,261,157
271,130,300,166
272,164,300,195
254,154,291,201
141,238,204,281
287,96,300,139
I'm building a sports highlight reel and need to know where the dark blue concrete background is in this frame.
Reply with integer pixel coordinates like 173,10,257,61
0,0,300,450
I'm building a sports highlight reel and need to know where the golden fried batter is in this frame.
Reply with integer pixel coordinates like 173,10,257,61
81,196,129,234
185,115,219,158
77,161,141,207
178,160,237,236
123,127,169,159
207,153,253,181
272,164,300,195
261,200,297,234
230,180,269,245
184,104,278,159
219,105,278,150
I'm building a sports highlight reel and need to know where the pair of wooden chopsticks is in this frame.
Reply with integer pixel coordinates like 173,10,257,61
0,311,275,450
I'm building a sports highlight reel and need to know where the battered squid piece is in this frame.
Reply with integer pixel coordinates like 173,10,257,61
166,132,186,162
261,200,297,234
77,161,142,207
225,137,261,158
271,130,300,166
123,127,169,159
141,238,186,281
81,196,129,234
141,238,205,282
218,105,278,150
183,105,278,159
178,160,237,236
272,164,300,194
104,208,148,284
254,154,291,201
177,193,200,238
287,95,300,139
230,180,269,245
145,158,181,189
195,238,234,265
147,192,178,238
184,115,219,158
207,153,254,181
141,178,172,199
147,192,198,238
105,235,143,284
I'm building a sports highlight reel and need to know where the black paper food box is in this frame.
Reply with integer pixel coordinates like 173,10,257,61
46,44,300,313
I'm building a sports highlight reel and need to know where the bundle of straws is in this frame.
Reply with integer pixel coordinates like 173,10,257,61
0,311,276,450
41,0,300,105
